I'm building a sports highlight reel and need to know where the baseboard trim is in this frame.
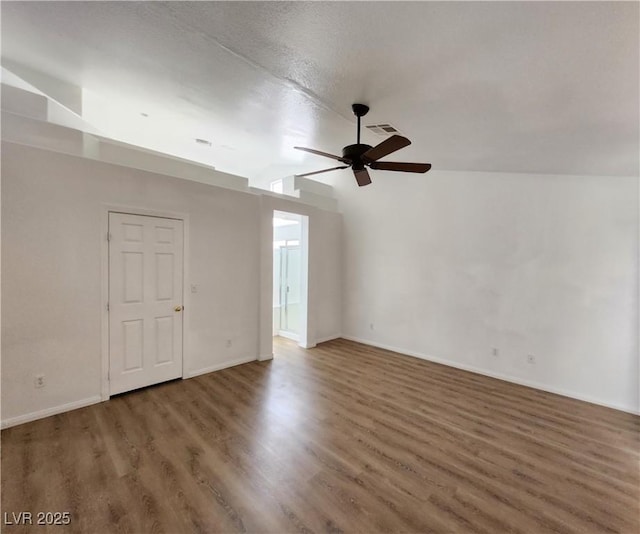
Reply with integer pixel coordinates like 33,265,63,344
341,336,640,415
315,334,342,344
1,395,103,429
277,331,299,342
258,353,274,361
186,356,257,378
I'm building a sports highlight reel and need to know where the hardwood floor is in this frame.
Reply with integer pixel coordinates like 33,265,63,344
2,337,638,533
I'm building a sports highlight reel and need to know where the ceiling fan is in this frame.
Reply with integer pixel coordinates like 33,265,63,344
294,103,431,186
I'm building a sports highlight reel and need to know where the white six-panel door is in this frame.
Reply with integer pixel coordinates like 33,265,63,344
109,213,184,395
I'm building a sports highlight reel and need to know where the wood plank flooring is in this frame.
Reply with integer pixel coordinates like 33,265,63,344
2,337,638,533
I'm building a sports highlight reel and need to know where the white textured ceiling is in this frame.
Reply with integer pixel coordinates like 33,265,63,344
1,1,638,178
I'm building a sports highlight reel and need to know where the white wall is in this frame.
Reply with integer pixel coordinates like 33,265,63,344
7,134,632,423
1,141,342,426
1,142,260,424
330,169,639,413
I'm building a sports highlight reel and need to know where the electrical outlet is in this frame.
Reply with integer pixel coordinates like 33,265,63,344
369,323,374,330
492,348,499,357
527,354,536,364
226,339,232,348
34,374,45,388
190,284,198,293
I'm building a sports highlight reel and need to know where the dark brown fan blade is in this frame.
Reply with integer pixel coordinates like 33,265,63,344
362,135,411,163
353,168,372,187
294,166,349,178
294,146,351,163
369,162,431,173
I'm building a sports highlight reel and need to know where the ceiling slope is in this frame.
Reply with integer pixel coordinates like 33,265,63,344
1,1,638,178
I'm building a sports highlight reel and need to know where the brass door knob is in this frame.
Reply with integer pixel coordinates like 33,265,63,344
174,305,183,312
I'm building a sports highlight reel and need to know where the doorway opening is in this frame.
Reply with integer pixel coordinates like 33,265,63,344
273,210,308,345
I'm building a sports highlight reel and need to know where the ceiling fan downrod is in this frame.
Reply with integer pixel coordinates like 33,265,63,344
352,103,369,145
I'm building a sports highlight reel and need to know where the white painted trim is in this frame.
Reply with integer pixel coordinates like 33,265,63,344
314,334,342,344
258,198,274,361
258,353,274,361
1,396,102,429
101,204,190,400
100,208,110,401
186,356,257,378
342,336,640,416
298,214,311,349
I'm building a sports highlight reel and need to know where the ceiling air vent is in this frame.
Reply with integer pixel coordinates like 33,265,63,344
365,123,401,136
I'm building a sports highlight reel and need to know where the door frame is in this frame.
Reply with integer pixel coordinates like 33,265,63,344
271,209,310,349
100,204,190,401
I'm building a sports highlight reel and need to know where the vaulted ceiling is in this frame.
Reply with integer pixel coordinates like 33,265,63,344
2,1,638,179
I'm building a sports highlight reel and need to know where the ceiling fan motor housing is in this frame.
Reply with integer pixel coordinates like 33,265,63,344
342,143,373,169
